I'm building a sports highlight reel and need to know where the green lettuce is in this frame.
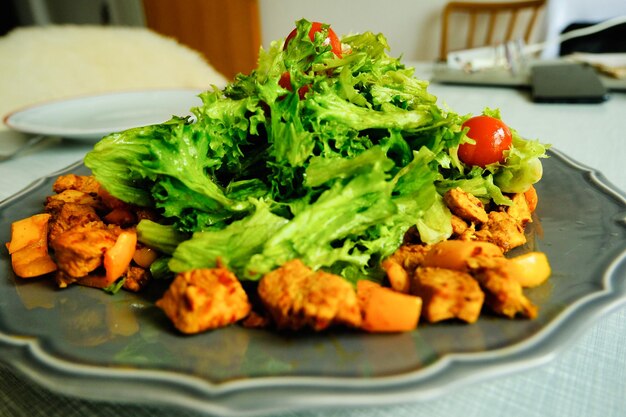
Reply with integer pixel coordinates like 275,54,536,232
84,19,548,283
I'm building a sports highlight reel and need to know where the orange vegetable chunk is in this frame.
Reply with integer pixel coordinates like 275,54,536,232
7,213,51,254
422,240,503,271
11,242,58,278
357,280,422,333
524,184,538,212
103,230,137,283
8,213,57,278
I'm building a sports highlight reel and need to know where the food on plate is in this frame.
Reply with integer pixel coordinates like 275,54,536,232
6,213,57,278
5,20,551,334
157,267,251,334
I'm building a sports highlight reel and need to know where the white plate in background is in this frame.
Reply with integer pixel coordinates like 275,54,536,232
3,89,204,141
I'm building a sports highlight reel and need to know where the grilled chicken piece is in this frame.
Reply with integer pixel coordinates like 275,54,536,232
474,211,527,253
45,189,104,213
156,268,251,334
444,187,489,224
412,266,484,323
48,203,101,244
382,244,430,293
450,214,470,236
467,256,537,319
258,259,362,331
51,222,118,280
506,192,533,227
53,174,100,195
123,266,151,292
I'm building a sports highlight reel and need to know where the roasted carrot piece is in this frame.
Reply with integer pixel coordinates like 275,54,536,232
357,280,422,333
7,213,51,254
103,230,137,283
103,208,137,226
8,213,57,278
11,242,58,278
524,184,538,212
422,240,503,272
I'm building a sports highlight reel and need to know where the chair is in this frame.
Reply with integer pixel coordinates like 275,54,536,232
439,1,546,61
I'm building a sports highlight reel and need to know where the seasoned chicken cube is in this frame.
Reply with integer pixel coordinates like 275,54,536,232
475,211,526,252
467,256,537,319
45,189,103,213
51,222,118,279
382,244,430,293
258,259,362,331
506,192,533,227
48,203,101,243
450,214,470,236
412,267,484,323
54,270,79,288
156,268,251,334
123,266,151,292
444,187,488,224
53,174,100,195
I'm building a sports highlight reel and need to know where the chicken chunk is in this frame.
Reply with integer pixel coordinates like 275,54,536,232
475,211,527,252
506,192,533,227
382,244,430,293
412,267,484,323
53,174,100,195
467,256,537,319
51,222,118,279
450,214,470,236
45,189,103,213
123,266,151,292
258,259,362,331
156,268,251,334
444,187,489,224
48,203,101,243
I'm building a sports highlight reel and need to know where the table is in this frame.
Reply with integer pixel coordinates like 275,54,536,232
1,63,625,417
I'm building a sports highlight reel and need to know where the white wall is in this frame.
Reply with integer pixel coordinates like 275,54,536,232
258,0,447,62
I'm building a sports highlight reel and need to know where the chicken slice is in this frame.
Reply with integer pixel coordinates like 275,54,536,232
53,174,100,195
475,211,527,253
45,189,103,213
467,256,538,319
51,222,117,279
506,192,533,227
258,259,362,331
381,244,430,293
444,187,489,224
123,266,151,292
156,268,251,334
412,266,484,323
48,203,101,244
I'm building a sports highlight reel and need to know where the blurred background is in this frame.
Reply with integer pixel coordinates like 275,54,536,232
3,0,626,79
2,0,626,86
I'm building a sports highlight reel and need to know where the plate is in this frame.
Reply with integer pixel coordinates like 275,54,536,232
3,89,204,141
0,149,625,416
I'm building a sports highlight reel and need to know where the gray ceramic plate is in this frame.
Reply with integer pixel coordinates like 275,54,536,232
0,149,625,416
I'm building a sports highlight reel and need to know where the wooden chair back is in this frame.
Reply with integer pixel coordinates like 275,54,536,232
142,0,261,80
440,1,545,61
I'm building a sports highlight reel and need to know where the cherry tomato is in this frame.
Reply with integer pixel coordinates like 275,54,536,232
458,115,512,167
284,21,342,58
278,72,310,99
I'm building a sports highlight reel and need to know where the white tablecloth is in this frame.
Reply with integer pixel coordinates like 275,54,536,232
0,63,625,417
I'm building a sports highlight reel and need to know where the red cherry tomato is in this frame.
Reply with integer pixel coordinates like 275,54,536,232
458,115,512,167
278,72,310,99
284,21,342,57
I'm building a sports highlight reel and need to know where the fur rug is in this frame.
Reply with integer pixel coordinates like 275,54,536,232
0,25,227,130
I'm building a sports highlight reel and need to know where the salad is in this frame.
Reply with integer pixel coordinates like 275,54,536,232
6,20,550,334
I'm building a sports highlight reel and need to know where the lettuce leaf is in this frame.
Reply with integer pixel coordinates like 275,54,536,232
85,19,548,282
